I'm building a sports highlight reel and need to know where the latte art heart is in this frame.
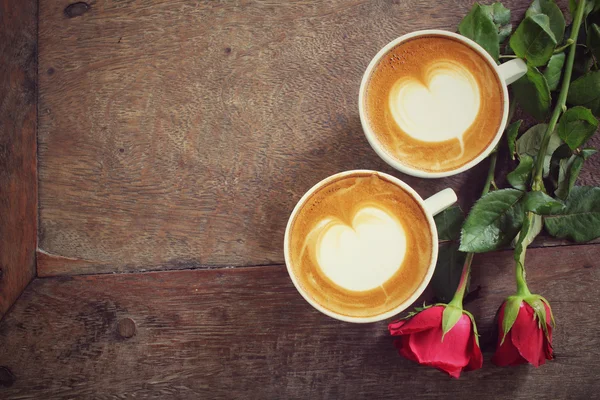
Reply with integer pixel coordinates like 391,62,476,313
315,206,407,292
288,173,434,318
389,61,481,143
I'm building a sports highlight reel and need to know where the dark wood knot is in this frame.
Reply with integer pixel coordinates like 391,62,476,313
0,366,16,387
117,318,136,338
64,2,90,18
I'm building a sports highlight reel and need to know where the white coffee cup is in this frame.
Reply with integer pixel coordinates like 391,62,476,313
284,170,457,323
359,29,527,178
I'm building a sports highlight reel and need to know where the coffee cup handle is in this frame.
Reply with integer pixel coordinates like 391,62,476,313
423,188,458,216
498,58,528,85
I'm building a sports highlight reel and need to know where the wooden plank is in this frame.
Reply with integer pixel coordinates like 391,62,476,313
2,244,600,398
0,0,37,318
38,0,589,276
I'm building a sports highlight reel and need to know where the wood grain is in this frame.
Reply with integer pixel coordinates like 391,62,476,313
37,0,584,276
0,0,37,318
2,244,600,399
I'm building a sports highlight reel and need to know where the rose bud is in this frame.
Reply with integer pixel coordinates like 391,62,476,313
389,304,482,378
492,295,554,367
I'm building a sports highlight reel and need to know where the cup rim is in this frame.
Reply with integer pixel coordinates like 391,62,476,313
283,169,439,323
358,29,510,178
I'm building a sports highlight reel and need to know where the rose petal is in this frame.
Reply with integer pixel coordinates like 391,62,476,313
424,361,463,379
545,339,554,360
537,340,547,366
389,306,444,336
497,302,506,320
408,314,470,369
388,319,408,336
492,330,525,366
394,338,418,363
544,302,554,335
544,303,554,360
511,304,544,367
465,327,483,371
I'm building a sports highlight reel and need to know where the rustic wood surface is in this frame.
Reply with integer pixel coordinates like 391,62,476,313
1,244,599,399
37,0,598,276
3,0,600,398
0,0,37,317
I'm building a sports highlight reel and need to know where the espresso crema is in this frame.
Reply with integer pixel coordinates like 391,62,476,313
364,35,504,173
287,173,433,318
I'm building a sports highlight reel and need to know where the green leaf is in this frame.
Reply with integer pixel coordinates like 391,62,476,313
545,186,600,241
557,148,596,200
557,106,599,150
501,296,523,343
481,2,512,43
459,189,526,253
555,154,585,199
507,120,523,160
572,45,595,80
523,191,565,214
537,295,556,327
548,143,573,189
514,214,542,264
507,154,534,190
510,14,557,67
512,65,551,121
543,52,565,91
434,206,464,242
513,212,543,257
530,214,545,243
582,147,598,159
526,0,566,43
588,23,600,63
515,123,563,177
567,70,600,116
569,0,597,17
442,305,464,338
523,295,551,337
431,243,468,303
569,0,575,15
459,3,500,61
516,124,547,157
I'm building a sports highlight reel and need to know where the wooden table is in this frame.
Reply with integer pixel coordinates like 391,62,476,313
1,0,599,398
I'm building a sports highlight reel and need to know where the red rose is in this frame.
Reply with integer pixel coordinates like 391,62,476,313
388,305,482,378
492,299,553,367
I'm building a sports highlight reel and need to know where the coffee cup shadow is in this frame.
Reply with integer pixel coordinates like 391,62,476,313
272,107,497,322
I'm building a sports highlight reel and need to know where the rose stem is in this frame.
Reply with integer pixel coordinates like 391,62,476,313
532,0,587,191
449,130,505,306
513,0,587,295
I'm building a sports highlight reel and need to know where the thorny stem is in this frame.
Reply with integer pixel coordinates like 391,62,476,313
515,0,587,295
449,1,587,306
515,213,535,297
449,253,474,308
532,0,587,191
449,136,501,307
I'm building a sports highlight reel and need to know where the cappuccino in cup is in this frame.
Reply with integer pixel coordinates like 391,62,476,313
360,30,527,178
284,170,457,322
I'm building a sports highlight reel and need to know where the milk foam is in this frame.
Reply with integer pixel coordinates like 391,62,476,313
389,61,480,143
315,206,407,292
